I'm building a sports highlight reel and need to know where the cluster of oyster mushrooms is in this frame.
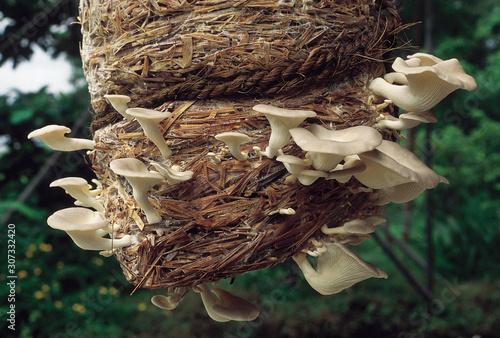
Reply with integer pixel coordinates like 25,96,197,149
28,53,476,322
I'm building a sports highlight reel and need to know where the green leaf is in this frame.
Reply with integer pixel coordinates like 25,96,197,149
10,107,35,125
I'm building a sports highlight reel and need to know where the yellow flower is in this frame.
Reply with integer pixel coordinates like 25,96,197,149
54,301,63,309
39,243,53,252
109,287,119,297
56,261,64,270
72,303,86,314
138,303,147,312
18,270,28,279
91,257,104,267
33,267,42,276
98,286,108,295
34,291,44,299
41,284,50,292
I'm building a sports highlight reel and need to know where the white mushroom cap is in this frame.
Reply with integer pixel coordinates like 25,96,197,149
321,219,376,235
27,125,95,151
376,111,438,130
104,95,132,120
109,158,164,226
215,132,251,161
276,155,313,175
47,207,132,250
297,169,328,186
151,162,194,185
327,156,367,183
370,55,477,113
194,285,259,322
151,287,187,310
50,177,105,212
379,176,449,204
253,104,316,158
290,125,383,171
293,242,388,295
354,140,447,195
126,108,173,158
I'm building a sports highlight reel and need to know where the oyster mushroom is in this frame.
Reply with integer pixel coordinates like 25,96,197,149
369,53,477,113
327,156,367,183
321,216,386,235
109,158,164,226
194,285,259,322
151,287,187,310
376,110,438,130
50,177,105,212
104,95,132,120
47,207,132,250
215,132,251,161
290,125,382,172
353,140,448,203
292,242,388,295
126,108,173,158
151,162,194,185
276,154,313,183
27,125,95,151
253,104,316,158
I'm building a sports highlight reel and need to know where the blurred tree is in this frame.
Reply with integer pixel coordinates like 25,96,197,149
0,0,80,66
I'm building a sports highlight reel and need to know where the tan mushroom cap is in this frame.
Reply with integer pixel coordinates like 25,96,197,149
151,288,187,310
50,177,105,212
211,288,260,322
327,156,367,183
27,125,95,151
215,132,251,161
126,108,173,158
253,104,316,158
293,242,388,295
104,95,132,120
290,125,383,171
354,140,447,193
109,158,164,226
47,207,132,250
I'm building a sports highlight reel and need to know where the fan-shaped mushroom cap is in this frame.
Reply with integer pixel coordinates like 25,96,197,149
151,287,187,310
109,158,164,226
253,104,316,158
327,156,367,183
376,111,438,130
50,177,105,212
354,140,447,199
194,285,259,322
322,215,386,236
370,54,477,113
27,125,95,151
297,169,328,186
290,125,383,171
126,108,173,158
215,132,251,161
151,162,194,185
293,242,388,295
104,95,132,120
47,207,132,250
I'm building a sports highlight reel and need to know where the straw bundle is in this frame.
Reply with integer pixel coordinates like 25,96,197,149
80,0,402,291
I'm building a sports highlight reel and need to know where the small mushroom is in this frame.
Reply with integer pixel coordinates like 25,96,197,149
215,132,251,161
296,169,328,186
194,284,259,322
109,158,164,226
327,156,367,183
292,242,388,295
353,140,448,203
104,95,132,120
290,125,382,172
151,162,194,185
27,125,95,151
50,177,105,212
151,287,187,310
276,154,313,183
369,53,477,113
126,108,173,158
376,111,438,130
253,104,316,158
47,207,132,250
321,216,386,235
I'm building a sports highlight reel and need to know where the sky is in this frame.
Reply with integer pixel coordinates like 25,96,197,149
0,45,74,98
